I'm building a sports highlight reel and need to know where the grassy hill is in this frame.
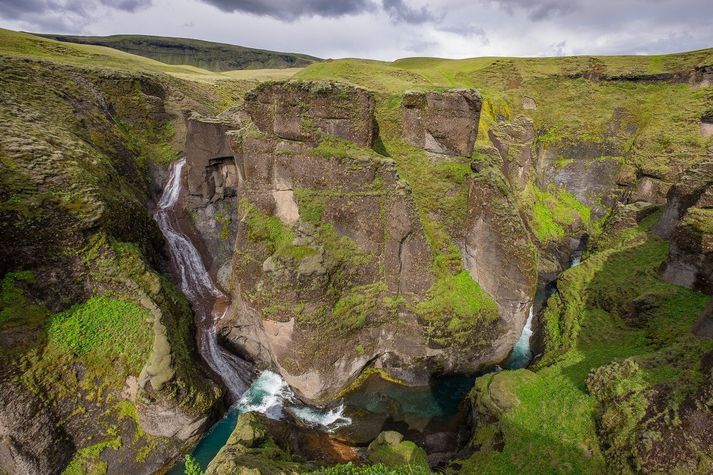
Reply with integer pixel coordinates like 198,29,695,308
38,33,321,71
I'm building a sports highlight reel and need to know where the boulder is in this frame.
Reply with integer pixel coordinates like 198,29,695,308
401,89,482,157
366,431,428,469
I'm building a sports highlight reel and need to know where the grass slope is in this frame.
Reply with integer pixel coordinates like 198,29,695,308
40,33,320,72
463,213,712,474
1,29,301,84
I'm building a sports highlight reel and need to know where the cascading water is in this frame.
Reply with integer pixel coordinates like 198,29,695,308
504,305,535,370
154,158,251,398
157,160,350,474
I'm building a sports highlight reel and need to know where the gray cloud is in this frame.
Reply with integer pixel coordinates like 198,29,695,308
439,23,489,44
487,0,576,21
383,0,441,24
1,0,712,60
196,0,375,20
0,0,151,31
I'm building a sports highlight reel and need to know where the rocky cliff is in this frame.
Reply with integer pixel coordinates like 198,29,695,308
0,35,248,473
180,81,538,403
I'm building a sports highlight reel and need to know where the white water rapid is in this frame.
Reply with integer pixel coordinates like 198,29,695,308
504,305,535,369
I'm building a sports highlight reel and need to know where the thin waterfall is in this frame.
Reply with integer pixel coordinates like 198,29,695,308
154,158,251,398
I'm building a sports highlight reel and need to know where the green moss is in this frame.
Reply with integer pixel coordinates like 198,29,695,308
683,207,713,235
368,441,429,470
416,271,498,346
463,212,711,473
332,282,389,331
243,200,316,261
305,462,430,475
0,271,46,327
527,183,591,242
215,211,232,241
47,296,152,373
62,436,122,475
294,189,324,224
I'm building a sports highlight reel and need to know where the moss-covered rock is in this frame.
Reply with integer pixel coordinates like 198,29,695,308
366,431,429,470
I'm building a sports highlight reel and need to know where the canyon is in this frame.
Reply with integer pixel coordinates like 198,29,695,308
0,28,712,475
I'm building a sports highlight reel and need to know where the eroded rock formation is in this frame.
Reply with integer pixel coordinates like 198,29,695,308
402,89,482,157
180,82,538,403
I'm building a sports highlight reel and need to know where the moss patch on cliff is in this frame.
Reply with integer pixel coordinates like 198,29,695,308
0,271,47,328
417,271,499,345
47,297,152,373
462,209,712,473
527,184,592,242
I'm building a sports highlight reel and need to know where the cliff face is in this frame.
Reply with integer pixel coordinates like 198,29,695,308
657,157,713,293
0,51,226,474
179,81,538,402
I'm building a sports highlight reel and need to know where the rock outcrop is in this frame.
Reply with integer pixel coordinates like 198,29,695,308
178,81,538,403
402,89,482,157
184,113,241,281
537,142,623,217
656,157,713,293
244,81,376,147
0,381,73,475
464,169,538,364
487,116,536,190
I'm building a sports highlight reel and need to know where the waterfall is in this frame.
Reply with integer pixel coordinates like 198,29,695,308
154,158,251,398
504,305,535,370
158,160,352,473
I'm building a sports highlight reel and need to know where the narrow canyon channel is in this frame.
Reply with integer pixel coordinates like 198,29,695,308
157,158,555,473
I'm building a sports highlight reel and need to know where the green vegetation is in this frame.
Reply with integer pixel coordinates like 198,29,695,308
62,436,122,475
333,282,390,331
306,463,430,475
243,200,317,261
461,210,712,474
417,271,499,345
47,296,152,372
40,33,319,72
0,271,46,327
184,455,204,475
527,184,592,242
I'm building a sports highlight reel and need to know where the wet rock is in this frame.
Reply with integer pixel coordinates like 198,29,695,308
401,89,482,157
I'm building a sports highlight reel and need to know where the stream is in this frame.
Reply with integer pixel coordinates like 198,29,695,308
157,158,555,473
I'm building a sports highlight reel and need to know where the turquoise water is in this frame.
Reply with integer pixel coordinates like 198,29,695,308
169,370,350,474
168,407,240,474
504,305,535,370
170,286,554,472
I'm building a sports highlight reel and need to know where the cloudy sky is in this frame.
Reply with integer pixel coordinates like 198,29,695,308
1,0,712,60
